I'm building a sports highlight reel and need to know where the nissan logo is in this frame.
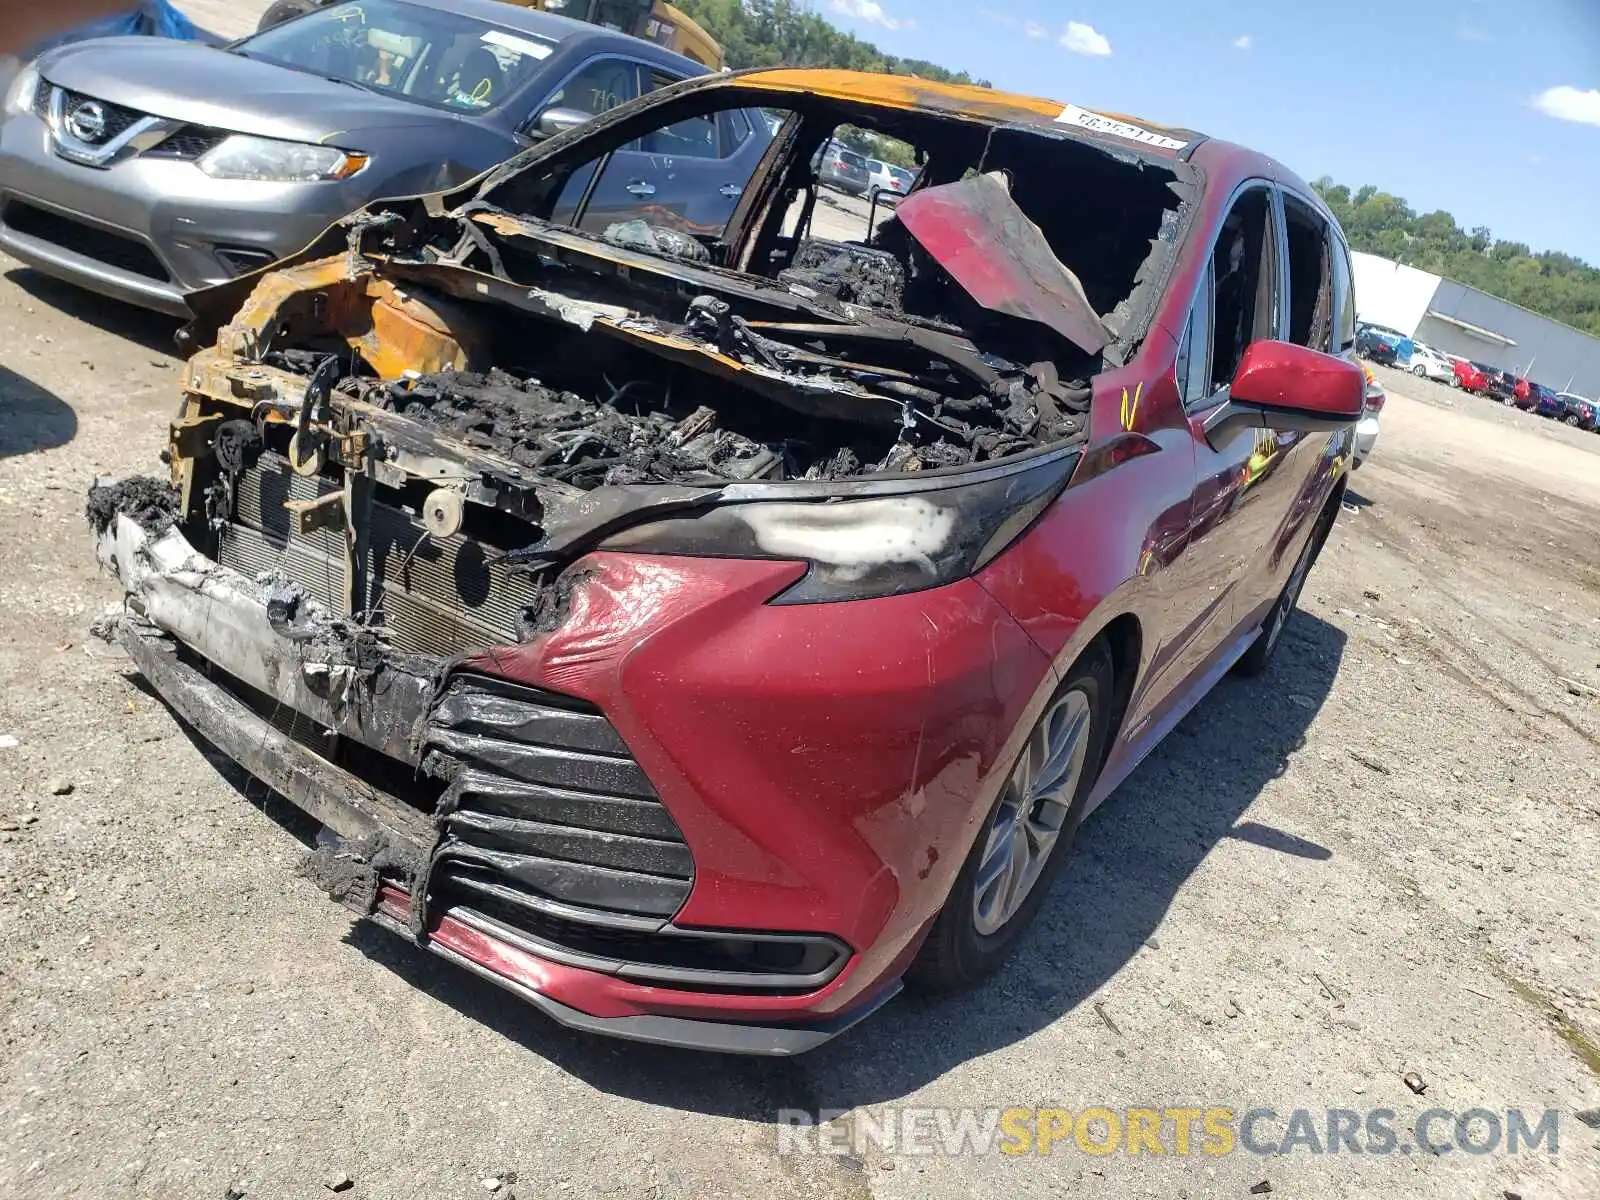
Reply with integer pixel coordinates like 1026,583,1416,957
66,101,108,143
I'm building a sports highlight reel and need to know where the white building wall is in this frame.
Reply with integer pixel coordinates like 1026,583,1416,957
1350,252,1441,336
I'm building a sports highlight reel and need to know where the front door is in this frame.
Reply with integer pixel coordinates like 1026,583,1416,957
1165,182,1285,688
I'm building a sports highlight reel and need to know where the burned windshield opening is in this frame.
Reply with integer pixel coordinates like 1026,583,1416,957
174,86,1192,505
476,88,1185,351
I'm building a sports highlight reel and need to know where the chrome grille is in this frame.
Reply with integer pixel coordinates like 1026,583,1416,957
58,89,143,144
147,127,228,160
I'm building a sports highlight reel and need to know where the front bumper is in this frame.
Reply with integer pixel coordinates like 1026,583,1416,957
94,506,1052,1052
0,108,365,312
1352,414,1380,467
111,614,893,1054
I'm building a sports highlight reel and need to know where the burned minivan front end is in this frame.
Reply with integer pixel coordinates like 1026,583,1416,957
89,69,1195,1052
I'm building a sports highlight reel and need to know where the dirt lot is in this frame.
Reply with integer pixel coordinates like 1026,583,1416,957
1,13,1598,1195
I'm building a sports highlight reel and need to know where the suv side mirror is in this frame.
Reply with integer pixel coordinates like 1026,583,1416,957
1203,340,1366,447
530,106,593,140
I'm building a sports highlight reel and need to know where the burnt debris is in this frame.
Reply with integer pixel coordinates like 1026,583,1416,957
381,350,1086,488
387,368,781,488
778,240,906,310
86,476,179,538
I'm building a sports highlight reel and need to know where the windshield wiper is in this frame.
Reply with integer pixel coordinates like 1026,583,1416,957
319,74,379,94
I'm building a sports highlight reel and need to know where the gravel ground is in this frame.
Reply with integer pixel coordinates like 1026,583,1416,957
0,11,1597,1196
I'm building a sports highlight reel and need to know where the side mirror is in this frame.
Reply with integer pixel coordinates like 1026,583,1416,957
1203,340,1366,447
530,106,592,140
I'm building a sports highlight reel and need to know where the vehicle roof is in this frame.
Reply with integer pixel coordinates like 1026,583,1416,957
368,0,710,74
730,68,1205,158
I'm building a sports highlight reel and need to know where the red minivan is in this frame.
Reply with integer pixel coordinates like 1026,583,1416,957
91,69,1366,1054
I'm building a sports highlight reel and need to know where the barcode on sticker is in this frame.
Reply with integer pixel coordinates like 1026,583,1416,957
1056,104,1186,150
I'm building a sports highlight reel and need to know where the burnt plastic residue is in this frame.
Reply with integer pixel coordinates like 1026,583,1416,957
389,369,779,488
85,476,180,537
779,239,906,309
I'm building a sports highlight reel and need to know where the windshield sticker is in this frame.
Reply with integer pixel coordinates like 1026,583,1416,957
1056,103,1187,150
482,29,554,60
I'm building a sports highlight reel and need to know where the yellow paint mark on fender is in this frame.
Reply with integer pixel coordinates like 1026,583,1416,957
1120,381,1144,432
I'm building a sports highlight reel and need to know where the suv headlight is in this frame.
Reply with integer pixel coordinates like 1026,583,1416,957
599,453,1075,604
197,135,367,182
4,64,40,116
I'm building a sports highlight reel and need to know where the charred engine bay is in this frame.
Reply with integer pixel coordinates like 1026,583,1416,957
384,336,1085,486
328,281,1089,488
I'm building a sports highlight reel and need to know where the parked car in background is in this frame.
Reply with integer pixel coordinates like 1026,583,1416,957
1519,381,1565,418
1355,322,1413,365
89,69,1366,1052
258,0,731,70
1556,392,1598,431
865,158,913,204
1453,359,1492,393
814,139,870,195
1405,343,1454,382
1354,364,1384,467
1484,368,1518,403
0,0,758,316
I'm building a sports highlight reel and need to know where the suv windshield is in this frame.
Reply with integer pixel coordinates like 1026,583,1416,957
237,0,558,114
839,149,867,170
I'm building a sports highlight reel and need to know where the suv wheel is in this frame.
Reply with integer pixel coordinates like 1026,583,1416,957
910,642,1114,991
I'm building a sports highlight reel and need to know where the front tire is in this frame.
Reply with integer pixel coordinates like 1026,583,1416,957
1413,365,1426,377
910,642,1115,992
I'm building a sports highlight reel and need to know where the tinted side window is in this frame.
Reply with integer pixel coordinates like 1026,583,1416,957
722,106,753,154
1176,261,1215,408
1283,194,1334,352
1208,187,1276,394
1329,236,1357,352
544,57,641,116
642,68,718,158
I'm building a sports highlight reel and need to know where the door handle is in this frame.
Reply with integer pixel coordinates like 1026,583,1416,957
626,180,657,197
718,183,743,199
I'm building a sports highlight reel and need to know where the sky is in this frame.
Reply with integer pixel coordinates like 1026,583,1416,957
821,0,1600,263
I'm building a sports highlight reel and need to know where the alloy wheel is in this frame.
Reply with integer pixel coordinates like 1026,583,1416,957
971,691,1093,936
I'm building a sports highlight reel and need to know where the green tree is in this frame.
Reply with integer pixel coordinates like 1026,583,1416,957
1314,177,1600,336
674,0,985,85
